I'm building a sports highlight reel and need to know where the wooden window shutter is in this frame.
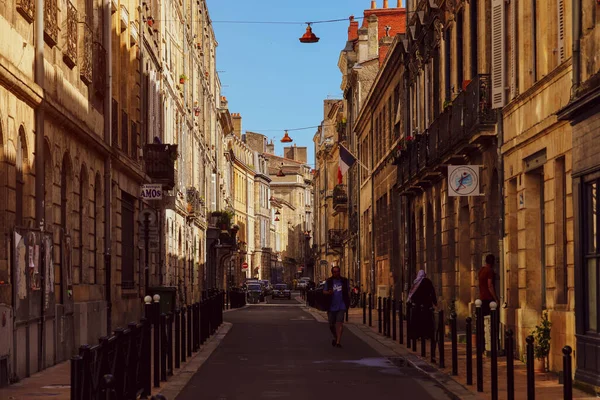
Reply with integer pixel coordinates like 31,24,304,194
557,0,565,62
491,0,506,109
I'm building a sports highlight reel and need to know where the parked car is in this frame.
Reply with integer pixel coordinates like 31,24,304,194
272,283,291,300
246,283,264,304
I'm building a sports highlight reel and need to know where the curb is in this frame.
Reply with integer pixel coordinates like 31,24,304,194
346,323,477,400
157,322,232,399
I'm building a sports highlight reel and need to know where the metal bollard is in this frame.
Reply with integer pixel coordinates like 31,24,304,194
362,293,367,325
563,346,573,400
387,297,392,337
368,293,373,327
421,305,427,357
475,299,484,392
103,374,115,400
399,300,404,345
346,308,349,322
160,313,167,382
151,395,167,400
490,302,499,400
167,312,173,376
438,309,445,369
406,302,412,349
153,295,160,388
383,297,388,336
187,305,192,357
378,296,382,334
174,309,181,369
526,335,535,400
412,303,417,352
430,308,436,363
451,312,458,375
392,299,397,341
466,317,473,385
506,329,514,400
71,355,83,400
181,306,187,363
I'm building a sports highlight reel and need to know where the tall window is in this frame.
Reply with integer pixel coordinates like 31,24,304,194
121,192,135,289
555,157,567,304
445,28,452,100
584,180,599,332
470,0,478,78
457,10,464,89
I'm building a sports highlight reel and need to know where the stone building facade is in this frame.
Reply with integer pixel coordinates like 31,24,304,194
557,0,600,388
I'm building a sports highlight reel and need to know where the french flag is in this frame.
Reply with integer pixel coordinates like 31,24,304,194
338,144,356,184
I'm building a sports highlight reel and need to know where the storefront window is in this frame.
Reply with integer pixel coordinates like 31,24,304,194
585,181,599,332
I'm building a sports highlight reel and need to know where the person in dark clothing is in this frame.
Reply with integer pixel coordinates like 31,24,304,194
323,266,350,348
407,270,437,341
478,254,499,316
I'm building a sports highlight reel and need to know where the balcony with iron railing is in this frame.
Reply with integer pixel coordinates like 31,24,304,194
63,1,78,69
337,120,347,143
333,184,348,212
328,229,346,248
396,74,496,190
44,0,58,47
143,144,178,189
93,43,106,96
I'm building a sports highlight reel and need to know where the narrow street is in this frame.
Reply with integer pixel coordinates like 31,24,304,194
176,295,451,400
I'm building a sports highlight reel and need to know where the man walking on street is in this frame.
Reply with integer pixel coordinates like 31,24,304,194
323,266,350,348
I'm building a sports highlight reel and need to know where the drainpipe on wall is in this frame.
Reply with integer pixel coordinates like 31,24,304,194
370,116,375,295
34,0,46,372
104,0,113,335
572,0,581,89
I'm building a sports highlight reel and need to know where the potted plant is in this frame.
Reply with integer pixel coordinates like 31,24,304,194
210,210,234,230
179,74,187,84
532,311,552,372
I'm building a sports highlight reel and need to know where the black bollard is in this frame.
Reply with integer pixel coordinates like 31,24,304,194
406,302,412,349
187,305,192,357
563,346,573,400
491,302,499,400
103,374,115,400
153,299,160,388
160,313,167,382
378,296,382,334
392,299,397,341
71,355,82,400
526,335,535,400
141,318,151,398
476,300,484,392
174,309,180,369
438,309,445,369
362,293,367,325
181,306,187,363
451,312,458,375
466,317,473,385
387,297,392,337
412,303,417,352
506,329,514,400
399,300,404,345
383,297,388,336
430,308,436,363
346,308,349,322
167,312,173,376
421,305,427,357
368,293,373,327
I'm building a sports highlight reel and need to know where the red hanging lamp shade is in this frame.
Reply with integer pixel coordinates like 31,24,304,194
299,24,319,43
281,130,293,143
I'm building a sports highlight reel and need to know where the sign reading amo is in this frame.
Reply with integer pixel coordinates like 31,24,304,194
140,184,163,200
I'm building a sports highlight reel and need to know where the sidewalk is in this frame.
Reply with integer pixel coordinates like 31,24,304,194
305,304,598,400
0,322,231,400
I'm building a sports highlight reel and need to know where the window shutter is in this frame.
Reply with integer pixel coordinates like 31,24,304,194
491,0,506,109
557,0,565,62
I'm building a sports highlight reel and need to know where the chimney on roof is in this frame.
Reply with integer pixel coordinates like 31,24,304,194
397,0,402,6
371,0,376,9
348,15,359,41
383,0,389,7
232,113,242,137
266,140,275,154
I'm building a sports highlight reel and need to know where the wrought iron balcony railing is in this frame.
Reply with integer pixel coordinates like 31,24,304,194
333,184,348,210
337,121,347,143
328,229,345,248
80,26,93,84
16,0,34,23
93,43,106,97
63,1,78,69
143,144,178,189
44,0,58,47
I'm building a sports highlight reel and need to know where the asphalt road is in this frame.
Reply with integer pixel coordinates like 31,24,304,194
177,299,450,400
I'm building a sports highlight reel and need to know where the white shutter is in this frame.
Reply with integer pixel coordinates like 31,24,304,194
557,0,565,63
491,0,506,109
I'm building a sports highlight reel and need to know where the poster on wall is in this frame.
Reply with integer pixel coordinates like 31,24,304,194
448,165,482,197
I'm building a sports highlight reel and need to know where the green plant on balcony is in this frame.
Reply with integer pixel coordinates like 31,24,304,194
210,210,234,229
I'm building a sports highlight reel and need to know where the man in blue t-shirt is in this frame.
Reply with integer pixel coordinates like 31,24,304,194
323,266,350,348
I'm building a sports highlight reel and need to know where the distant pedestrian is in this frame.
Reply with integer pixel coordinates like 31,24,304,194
407,270,437,341
478,254,499,316
323,266,350,348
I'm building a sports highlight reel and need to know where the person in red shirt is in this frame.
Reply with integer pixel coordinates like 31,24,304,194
478,254,499,316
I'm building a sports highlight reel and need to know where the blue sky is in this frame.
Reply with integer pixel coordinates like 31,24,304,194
206,0,381,168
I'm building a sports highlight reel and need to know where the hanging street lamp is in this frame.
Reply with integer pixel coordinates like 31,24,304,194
281,130,293,143
299,23,320,43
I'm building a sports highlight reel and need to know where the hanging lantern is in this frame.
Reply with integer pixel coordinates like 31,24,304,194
281,130,293,143
275,216,280,222
299,23,319,43
275,210,281,215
